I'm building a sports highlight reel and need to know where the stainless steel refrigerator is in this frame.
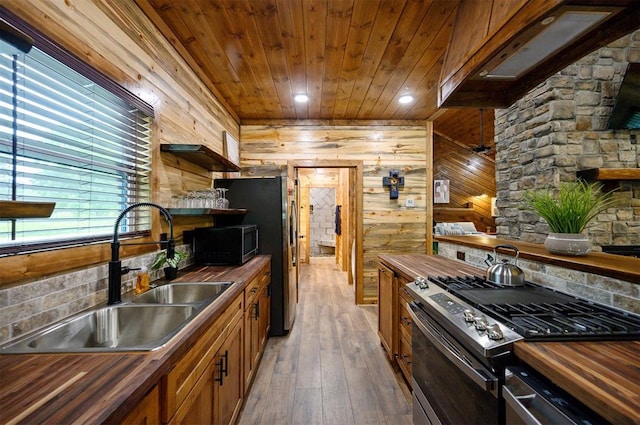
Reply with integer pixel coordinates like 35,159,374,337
214,176,298,336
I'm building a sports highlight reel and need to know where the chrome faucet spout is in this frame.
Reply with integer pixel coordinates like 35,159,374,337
108,202,174,305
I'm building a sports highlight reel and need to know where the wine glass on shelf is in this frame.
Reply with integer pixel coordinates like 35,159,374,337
216,188,229,209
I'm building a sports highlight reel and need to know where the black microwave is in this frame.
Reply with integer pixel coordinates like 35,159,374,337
193,225,258,265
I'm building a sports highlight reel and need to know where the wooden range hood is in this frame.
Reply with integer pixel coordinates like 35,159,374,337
439,0,640,108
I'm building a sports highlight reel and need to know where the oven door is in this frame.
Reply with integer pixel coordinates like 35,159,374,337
409,302,501,425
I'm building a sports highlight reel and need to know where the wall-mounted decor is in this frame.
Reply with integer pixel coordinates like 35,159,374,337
434,179,450,203
382,169,404,199
223,130,240,177
223,130,240,166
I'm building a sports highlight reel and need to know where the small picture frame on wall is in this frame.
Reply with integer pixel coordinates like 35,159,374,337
434,179,450,204
223,130,240,166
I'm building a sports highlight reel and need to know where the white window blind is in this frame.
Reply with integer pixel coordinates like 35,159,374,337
0,37,152,252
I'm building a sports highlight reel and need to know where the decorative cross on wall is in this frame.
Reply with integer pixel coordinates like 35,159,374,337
382,170,404,199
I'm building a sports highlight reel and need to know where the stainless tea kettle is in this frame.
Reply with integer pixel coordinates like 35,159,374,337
485,244,525,286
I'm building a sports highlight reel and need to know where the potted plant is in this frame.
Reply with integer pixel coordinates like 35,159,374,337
524,180,615,256
151,249,188,280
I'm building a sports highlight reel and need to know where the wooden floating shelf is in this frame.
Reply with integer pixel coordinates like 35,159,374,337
0,201,56,219
160,144,240,172
576,168,640,182
167,208,247,216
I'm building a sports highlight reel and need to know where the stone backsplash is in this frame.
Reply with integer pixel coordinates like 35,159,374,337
438,242,639,314
0,247,191,345
494,30,640,248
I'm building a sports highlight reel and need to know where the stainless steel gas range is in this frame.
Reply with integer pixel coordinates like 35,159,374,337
406,274,640,425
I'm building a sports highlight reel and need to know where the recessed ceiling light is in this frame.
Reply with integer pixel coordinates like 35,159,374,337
398,94,414,104
541,16,555,26
294,93,309,103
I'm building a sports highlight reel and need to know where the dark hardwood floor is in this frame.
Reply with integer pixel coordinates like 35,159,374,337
237,258,412,425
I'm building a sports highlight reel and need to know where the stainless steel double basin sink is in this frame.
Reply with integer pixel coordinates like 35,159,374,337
1,282,232,353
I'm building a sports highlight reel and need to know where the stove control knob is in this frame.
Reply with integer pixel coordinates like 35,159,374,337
463,309,476,322
415,276,429,290
474,316,489,331
486,324,504,340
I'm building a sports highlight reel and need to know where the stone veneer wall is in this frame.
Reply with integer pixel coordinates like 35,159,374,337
0,246,191,345
310,187,336,257
494,30,640,248
438,242,639,314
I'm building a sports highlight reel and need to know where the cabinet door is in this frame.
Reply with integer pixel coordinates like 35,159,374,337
257,282,270,353
170,364,214,425
243,297,260,392
215,319,243,425
123,385,160,425
377,263,397,361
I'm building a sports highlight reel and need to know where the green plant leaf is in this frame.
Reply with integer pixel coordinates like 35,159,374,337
524,181,615,234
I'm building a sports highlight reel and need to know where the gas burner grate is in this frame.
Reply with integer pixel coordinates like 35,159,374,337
481,301,640,341
426,275,640,341
429,275,495,290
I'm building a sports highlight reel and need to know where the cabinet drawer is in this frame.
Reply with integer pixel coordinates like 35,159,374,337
245,262,271,309
398,297,413,339
245,278,260,308
397,332,412,381
163,293,243,423
258,263,271,287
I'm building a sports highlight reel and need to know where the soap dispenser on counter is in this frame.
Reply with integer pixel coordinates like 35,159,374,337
135,266,149,294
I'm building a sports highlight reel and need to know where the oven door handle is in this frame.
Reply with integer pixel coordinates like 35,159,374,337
503,385,542,425
408,302,497,391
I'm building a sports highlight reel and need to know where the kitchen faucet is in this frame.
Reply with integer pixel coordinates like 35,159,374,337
108,202,175,304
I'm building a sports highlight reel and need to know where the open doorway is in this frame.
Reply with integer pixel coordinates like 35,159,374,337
288,160,364,304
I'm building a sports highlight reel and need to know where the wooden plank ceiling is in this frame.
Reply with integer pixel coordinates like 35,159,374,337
138,0,494,150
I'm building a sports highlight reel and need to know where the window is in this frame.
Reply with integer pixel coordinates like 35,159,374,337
0,18,153,254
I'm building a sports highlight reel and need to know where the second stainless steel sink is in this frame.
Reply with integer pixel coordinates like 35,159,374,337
131,282,232,305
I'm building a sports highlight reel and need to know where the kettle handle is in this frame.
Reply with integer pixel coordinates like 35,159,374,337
493,244,520,261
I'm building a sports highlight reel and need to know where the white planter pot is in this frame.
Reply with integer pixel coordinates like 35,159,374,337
544,233,591,256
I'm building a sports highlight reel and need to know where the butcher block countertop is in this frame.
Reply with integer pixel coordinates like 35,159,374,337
435,234,640,283
0,255,270,425
378,254,640,425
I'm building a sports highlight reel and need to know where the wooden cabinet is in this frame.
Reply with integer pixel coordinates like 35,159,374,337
215,319,243,425
122,385,160,425
164,293,244,424
377,262,397,362
170,319,242,425
378,260,413,387
243,262,271,392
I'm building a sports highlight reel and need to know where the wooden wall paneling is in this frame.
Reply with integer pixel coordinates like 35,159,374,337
251,1,299,119
319,1,350,118
356,0,432,118
302,0,327,119
395,2,459,120
0,0,238,286
244,124,429,303
333,1,379,119
440,0,494,86
274,0,306,118
343,3,404,117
